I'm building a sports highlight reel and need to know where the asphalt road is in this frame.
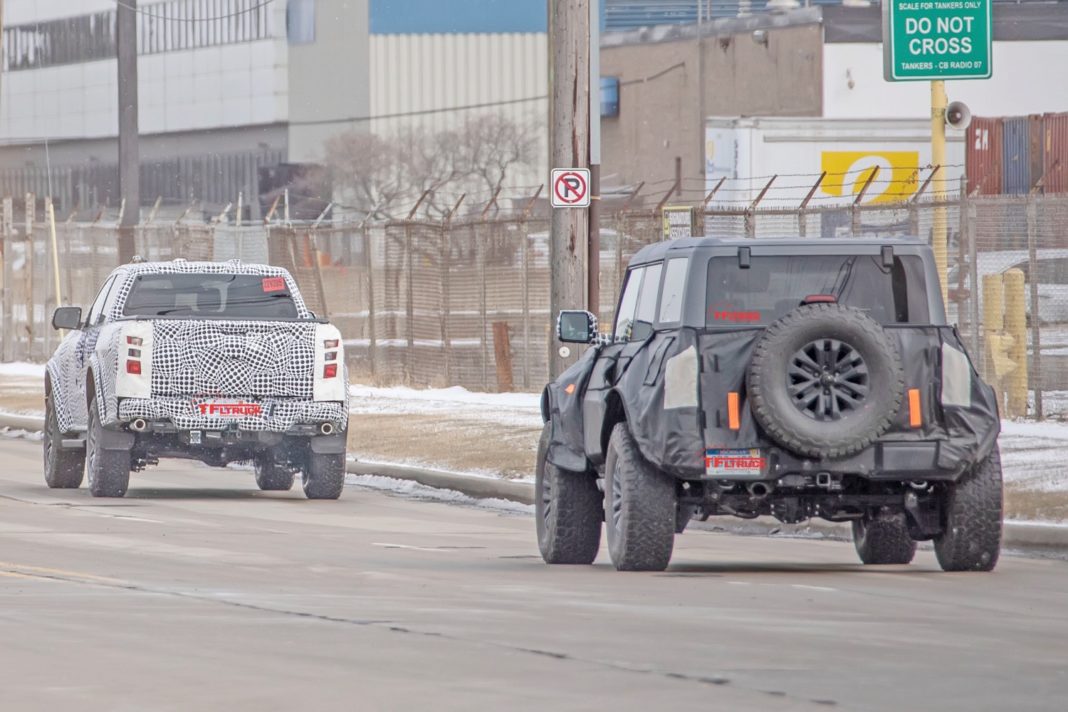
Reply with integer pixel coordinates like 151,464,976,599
1,437,1066,711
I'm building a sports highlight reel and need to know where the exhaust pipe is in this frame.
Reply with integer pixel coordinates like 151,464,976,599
130,418,148,432
908,480,929,491
747,482,773,498
319,422,335,436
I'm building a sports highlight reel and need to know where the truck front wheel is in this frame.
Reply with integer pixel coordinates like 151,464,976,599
604,423,675,572
535,424,602,565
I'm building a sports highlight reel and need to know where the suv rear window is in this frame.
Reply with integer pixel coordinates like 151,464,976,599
705,254,930,326
122,273,301,320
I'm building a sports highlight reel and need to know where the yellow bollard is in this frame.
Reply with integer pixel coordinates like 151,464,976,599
1003,268,1029,417
981,273,1005,408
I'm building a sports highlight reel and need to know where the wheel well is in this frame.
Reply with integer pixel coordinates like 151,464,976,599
600,390,627,456
85,369,96,410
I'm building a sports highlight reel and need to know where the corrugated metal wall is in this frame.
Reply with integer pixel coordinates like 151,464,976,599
368,32,549,192
1002,116,1031,195
1044,113,1068,194
966,117,1003,195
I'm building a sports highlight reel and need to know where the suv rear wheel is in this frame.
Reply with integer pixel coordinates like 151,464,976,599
934,446,1003,572
535,424,602,565
604,423,675,572
852,510,917,565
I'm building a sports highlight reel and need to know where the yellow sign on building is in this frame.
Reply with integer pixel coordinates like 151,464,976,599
820,151,921,205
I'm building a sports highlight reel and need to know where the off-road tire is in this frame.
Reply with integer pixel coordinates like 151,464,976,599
535,424,602,564
852,510,917,565
43,387,85,489
747,303,904,459
254,454,294,491
604,423,675,572
86,395,130,498
934,446,1003,572
302,452,345,500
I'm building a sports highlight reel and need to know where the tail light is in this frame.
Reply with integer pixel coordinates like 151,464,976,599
126,360,142,375
908,388,922,428
323,339,339,349
323,363,338,379
727,392,741,430
322,338,340,378
126,336,143,346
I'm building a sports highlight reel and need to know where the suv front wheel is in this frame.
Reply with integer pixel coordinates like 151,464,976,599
535,424,602,564
604,423,675,572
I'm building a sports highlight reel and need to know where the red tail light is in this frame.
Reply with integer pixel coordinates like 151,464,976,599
126,360,142,375
323,363,338,378
802,294,837,304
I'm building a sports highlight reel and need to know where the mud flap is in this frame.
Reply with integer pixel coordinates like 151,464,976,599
545,348,598,473
99,427,135,451
310,432,348,454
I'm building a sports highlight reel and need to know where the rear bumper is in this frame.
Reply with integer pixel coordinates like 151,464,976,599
115,397,348,434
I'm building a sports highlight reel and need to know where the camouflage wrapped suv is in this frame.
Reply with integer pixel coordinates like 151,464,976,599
538,237,1001,572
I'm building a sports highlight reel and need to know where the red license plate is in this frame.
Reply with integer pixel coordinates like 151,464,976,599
195,401,263,417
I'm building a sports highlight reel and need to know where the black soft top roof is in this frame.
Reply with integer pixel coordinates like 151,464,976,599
629,236,932,267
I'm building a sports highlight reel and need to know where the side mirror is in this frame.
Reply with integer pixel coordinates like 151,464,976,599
557,310,597,344
52,306,83,331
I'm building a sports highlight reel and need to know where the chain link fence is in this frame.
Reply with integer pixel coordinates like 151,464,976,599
1,190,1066,418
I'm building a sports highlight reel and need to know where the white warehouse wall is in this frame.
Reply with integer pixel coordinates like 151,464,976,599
823,41,1068,119
0,1,290,141
368,32,549,193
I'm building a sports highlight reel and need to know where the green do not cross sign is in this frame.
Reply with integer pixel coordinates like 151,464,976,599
883,0,992,81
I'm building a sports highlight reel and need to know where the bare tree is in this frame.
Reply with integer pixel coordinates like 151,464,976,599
457,113,540,203
395,125,469,218
323,131,407,220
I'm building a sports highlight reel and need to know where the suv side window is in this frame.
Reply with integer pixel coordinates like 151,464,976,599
614,266,645,341
658,258,688,324
100,274,129,321
632,262,662,341
86,276,117,326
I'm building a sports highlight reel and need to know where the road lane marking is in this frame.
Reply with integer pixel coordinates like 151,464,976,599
372,543,455,553
791,584,837,592
0,561,127,585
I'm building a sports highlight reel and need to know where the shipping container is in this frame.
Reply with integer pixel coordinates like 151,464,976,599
704,117,966,206
1002,116,1031,195
966,117,1003,196
1029,114,1045,191
1043,112,1068,194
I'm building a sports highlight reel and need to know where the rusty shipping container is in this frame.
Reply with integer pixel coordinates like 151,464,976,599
1002,116,1031,195
966,116,1003,195
1043,112,1068,194
1029,114,1045,191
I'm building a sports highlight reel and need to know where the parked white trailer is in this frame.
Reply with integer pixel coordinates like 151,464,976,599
704,117,967,207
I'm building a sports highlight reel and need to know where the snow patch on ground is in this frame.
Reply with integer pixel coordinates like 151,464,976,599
0,427,44,442
348,384,542,428
998,419,1068,492
345,473,533,516
0,362,46,378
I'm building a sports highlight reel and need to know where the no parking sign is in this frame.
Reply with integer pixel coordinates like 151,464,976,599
551,168,591,208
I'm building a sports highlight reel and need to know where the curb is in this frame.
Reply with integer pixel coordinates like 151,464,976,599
2,411,1065,554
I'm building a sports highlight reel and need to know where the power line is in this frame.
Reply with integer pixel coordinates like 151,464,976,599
110,0,275,22
288,95,550,127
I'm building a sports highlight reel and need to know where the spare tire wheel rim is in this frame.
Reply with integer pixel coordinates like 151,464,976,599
788,338,869,421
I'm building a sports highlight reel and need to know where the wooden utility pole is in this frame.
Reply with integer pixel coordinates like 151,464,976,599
117,0,140,261
548,0,590,378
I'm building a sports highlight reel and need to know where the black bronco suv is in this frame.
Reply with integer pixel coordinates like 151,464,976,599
538,237,1002,572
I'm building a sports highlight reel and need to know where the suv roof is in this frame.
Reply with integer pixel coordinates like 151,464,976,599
630,236,932,266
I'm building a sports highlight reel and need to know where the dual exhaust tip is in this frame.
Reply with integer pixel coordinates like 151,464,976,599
131,418,336,435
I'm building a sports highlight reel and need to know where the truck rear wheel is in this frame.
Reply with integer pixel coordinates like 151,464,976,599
254,454,294,491
86,395,130,498
934,446,1003,572
852,510,916,565
604,423,675,572
535,424,602,565
302,452,345,500
44,387,85,489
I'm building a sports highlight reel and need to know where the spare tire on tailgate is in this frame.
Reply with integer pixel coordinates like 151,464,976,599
747,303,904,459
